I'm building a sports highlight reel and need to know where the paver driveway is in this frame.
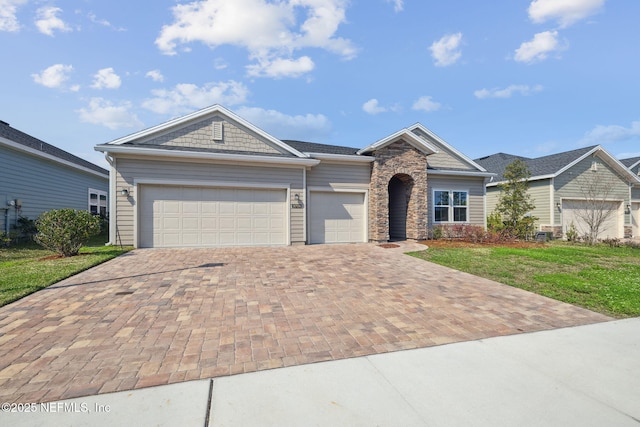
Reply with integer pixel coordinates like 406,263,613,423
0,242,610,403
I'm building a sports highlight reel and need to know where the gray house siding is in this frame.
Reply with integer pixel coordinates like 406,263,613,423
0,145,108,234
554,156,631,226
427,175,485,228
113,156,305,246
306,162,371,187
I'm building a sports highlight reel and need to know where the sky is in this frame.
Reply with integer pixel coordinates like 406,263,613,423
1,0,640,170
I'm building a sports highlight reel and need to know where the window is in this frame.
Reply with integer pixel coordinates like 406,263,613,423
89,189,108,216
433,190,468,223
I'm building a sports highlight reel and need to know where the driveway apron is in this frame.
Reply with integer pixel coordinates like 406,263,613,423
0,243,610,403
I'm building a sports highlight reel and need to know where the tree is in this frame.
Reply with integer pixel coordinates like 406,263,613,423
35,209,101,257
493,159,537,239
571,173,619,245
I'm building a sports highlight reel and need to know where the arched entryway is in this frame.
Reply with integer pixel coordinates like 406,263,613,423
388,174,414,241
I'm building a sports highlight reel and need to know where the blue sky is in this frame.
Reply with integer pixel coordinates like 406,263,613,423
2,0,639,169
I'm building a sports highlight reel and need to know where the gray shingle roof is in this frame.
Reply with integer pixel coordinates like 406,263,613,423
118,142,293,157
475,146,597,182
0,120,108,175
621,156,640,168
282,140,362,156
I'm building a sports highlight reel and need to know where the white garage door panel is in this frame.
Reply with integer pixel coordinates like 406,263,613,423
309,192,366,244
140,186,287,248
562,200,621,239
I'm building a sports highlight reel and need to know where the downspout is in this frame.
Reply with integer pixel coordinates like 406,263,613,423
104,153,116,246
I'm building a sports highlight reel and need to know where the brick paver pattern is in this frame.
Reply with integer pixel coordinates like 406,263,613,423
0,243,610,403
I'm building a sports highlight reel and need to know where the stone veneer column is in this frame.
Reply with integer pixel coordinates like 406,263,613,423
368,140,428,242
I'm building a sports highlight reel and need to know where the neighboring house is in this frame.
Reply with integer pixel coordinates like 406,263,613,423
476,146,640,240
95,104,491,248
0,120,109,235
621,156,640,238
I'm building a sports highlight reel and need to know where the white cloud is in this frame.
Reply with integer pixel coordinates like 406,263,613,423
474,84,543,99
412,96,442,112
145,70,164,82
87,12,126,31
142,80,249,115
236,106,332,140
362,99,387,115
91,68,121,89
0,0,27,32
429,33,463,67
580,120,640,146
35,6,72,36
31,64,74,89
246,56,314,78
155,0,356,78
386,0,404,12
514,30,562,63
528,0,605,28
77,98,143,130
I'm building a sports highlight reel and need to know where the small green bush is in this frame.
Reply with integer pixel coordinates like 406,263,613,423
0,231,10,247
565,221,579,242
35,209,101,257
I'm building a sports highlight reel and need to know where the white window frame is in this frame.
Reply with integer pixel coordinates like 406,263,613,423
88,188,108,216
433,189,469,223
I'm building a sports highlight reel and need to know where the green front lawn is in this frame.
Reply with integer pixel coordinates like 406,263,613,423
0,236,132,307
409,242,640,318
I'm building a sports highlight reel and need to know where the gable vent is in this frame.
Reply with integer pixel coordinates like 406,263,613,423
212,122,223,141
591,160,598,172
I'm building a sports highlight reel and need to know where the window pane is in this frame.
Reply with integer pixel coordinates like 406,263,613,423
99,194,107,201
90,193,98,201
435,206,449,222
453,191,467,206
90,206,98,214
435,191,449,206
453,207,467,222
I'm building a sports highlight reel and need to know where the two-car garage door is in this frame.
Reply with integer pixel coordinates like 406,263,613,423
139,185,287,248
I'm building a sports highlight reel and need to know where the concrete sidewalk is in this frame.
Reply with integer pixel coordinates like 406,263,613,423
5,318,639,427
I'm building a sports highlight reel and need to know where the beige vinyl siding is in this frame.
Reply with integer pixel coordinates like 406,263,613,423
411,128,475,171
528,179,552,226
427,175,485,227
114,156,304,246
306,161,371,187
136,114,286,155
554,156,630,226
486,187,500,215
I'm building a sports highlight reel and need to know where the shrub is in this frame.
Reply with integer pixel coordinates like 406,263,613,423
430,225,444,240
13,216,37,243
35,209,101,257
565,221,579,242
602,237,621,248
486,211,503,232
0,231,10,247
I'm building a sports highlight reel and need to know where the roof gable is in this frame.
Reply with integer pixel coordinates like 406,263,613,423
409,124,487,172
477,145,640,185
0,120,108,177
100,105,308,159
357,128,438,156
621,156,640,171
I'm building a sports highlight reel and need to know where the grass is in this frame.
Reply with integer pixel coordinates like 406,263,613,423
0,235,132,307
409,242,640,318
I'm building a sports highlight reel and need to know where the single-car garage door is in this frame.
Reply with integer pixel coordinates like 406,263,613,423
309,191,366,244
139,185,287,248
562,199,622,240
